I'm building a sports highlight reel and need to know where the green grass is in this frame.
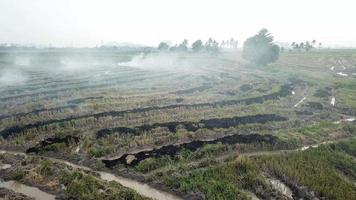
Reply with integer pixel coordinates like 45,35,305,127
61,171,147,200
335,80,356,109
338,88,356,109
254,139,356,200
160,157,274,200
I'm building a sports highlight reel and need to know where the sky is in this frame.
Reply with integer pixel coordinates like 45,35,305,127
0,0,356,47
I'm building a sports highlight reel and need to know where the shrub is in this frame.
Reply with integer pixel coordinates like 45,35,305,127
136,156,172,173
242,29,280,65
11,168,25,180
38,159,53,176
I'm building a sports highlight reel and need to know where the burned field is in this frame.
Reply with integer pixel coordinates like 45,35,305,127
102,133,283,168
1,50,356,200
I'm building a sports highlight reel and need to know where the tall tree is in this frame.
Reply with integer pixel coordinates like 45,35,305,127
177,39,188,51
242,29,280,65
192,40,204,52
221,40,226,48
233,40,238,49
299,42,304,51
230,38,235,48
291,42,296,49
305,41,313,52
158,42,169,51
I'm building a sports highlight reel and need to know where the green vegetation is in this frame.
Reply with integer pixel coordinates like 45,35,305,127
89,146,113,158
291,40,319,52
10,168,25,180
243,29,280,65
0,153,149,200
61,171,101,199
157,37,234,53
38,160,53,176
140,138,356,200
334,79,356,108
254,140,356,200
161,157,275,200
61,171,146,200
136,155,173,173
1,49,356,199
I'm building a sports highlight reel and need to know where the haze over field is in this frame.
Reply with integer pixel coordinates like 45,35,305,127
1,1,356,200
0,69,28,86
1,0,356,47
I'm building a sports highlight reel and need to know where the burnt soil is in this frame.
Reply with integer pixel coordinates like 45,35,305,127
102,133,282,168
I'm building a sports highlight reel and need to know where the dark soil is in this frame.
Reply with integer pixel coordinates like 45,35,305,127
1,84,292,139
102,133,281,168
26,135,80,154
96,114,288,139
239,84,253,92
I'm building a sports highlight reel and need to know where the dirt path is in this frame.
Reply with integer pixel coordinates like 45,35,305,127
0,151,182,200
1,137,353,200
0,180,55,200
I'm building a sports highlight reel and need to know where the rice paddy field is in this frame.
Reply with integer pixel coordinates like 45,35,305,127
1,49,356,200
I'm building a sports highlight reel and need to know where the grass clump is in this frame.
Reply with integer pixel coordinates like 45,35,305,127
61,171,147,200
10,168,25,180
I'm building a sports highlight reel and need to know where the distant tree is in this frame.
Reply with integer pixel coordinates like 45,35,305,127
182,39,188,46
223,40,228,48
242,29,280,65
177,39,188,51
299,42,304,50
318,42,322,48
291,42,296,49
205,38,213,51
211,40,219,52
225,38,238,49
291,40,320,52
206,38,213,47
221,40,226,48
233,40,238,49
192,40,204,52
204,38,219,53
169,45,178,51
158,42,169,51
305,41,313,52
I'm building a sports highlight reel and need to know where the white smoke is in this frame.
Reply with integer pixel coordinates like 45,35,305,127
14,56,31,66
0,69,28,86
60,59,95,71
117,52,205,72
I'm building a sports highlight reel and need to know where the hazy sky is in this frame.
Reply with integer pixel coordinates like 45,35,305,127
1,0,356,47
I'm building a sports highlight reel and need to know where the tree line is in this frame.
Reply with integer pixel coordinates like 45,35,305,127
290,40,322,52
157,29,281,66
157,38,238,53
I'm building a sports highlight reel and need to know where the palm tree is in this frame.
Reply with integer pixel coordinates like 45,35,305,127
291,42,296,50
192,40,203,51
230,38,236,48
233,40,238,49
305,41,312,51
221,40,225,48
299,42,304,51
